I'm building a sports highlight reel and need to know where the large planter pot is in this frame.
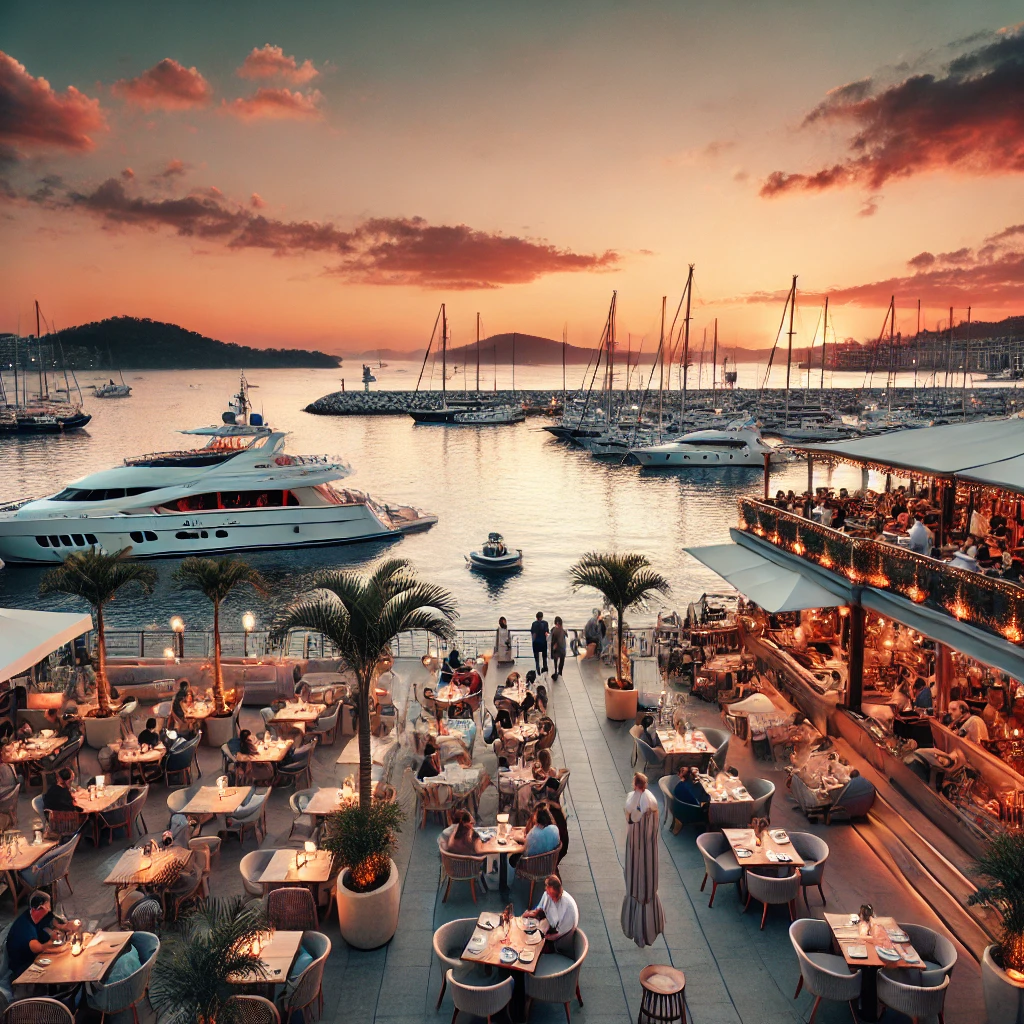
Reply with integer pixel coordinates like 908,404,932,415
982,944,1024,1024
335,858,401,949
202,712,236,748
604,683,638,721
83,714,122,750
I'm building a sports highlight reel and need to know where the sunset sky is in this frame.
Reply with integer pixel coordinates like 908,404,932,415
2,1,1023,355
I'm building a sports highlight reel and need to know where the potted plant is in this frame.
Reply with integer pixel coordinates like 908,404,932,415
150,896,268,1024
969,831,1024,1024
172,556,268,747
40,546,157,749
321,800,404,948
568,551,669,720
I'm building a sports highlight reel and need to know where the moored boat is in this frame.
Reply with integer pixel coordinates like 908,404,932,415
467,533,523,572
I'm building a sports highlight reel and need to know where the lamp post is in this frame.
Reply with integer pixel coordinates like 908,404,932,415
170,616,185,659
242,611,256,658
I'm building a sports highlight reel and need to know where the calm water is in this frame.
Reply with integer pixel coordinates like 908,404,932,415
1,366,882,630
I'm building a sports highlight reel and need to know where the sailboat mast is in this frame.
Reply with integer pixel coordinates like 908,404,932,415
561,324,567,408
658,296,666,437
784,275,797,420
35,300,46,400
441,303,447,404
962,305,972,419
886,296,895,413
511,332,516,394
12,321,19,407
680,264,694,416
820,297,828,390
913,299,920,394
698,328,706,392
711,318,718,401
946,306,954,389
475,312,481,391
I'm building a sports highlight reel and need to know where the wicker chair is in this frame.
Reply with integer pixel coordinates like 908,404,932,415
446,968,513,1024
514,848,560,904
126,898,163,934
744,869,801,929
440,851,487,903
877,969,950,1024
695,832,743,908
277,930,330,1024
789,918,861,1023
0,783,19,830
85,929,158,1024
431,918,478,1009
658,775,707,831
707,798,755,829
411,775,456,828
267,886,319,931
223,789,269,846
3,998,73,1023
524,926,587,1021
288,789,318,840
897,923,958,986
44,808,87,842
36,736,84,790
165,850,205,920
97,785,149,845
223,995,281,1024
240,849,275,899
20,832,80,897
788,832,830,907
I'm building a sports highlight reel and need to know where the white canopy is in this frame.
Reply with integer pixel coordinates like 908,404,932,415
958,452,1024,496
789,418,1024,477
0,608,93,683
685,544,844,612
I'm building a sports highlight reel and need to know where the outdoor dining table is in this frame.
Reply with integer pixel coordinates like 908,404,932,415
181,784,254,816
657,727,712,772
256,848,333,893
104,844,193,924
75,783,131,845
435,683,470,707
228,929,303,988
824,911,925,1022
0,835,57,911
1,735,66,764
234,738,293,783
721,827,805,870
303,786,358,817
271,702,326,726
460,909,542,1022
471,826,525,895
111,741,166,784
14,930,132,988
184,699,216,723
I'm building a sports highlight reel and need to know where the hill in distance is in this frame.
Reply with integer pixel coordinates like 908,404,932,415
53,317,341,369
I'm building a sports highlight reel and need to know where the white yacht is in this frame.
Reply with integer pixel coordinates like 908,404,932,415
0,376,436,564
629,421,787,468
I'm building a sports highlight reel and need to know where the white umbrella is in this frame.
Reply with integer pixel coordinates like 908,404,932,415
621,808,666,948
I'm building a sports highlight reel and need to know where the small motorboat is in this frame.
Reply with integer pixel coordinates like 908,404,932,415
467,532,522,572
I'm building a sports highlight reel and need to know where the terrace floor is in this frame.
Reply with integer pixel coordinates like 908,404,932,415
5,650,983,1023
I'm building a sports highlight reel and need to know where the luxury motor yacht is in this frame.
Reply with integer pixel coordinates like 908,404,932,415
0,376,436,564
628,421,787,468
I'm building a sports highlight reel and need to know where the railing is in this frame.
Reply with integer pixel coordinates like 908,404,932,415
737,498,1024,646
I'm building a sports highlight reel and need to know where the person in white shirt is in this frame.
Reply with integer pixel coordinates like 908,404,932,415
624,772,658,823
523,875,579,948
907,514,931,555
949,701,990,744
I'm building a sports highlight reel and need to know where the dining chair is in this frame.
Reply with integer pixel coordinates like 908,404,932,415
34,736,84,790
700,727,730,771
277,930,330,1024
896,923,957,986
84,929,159,1024
165,850,205,921
825,777,876,823
787,832,830,907
446,968,513,1024
126,898,163,934
224,789,269,846
240,849,276,899
431,918,477,1009
2,998,74,1023
277,740,317,790
744,778,776,821
45,808,89,843
222,995,281,1024
694,833,743,908
658,775,706,832
439,851,487,904
308,705,340,747
524,926,587,1022
411,775,455,828
0,782,20,830
877,969,950,1024
288,789,318,840
744,869,801,929
789,918,861,1024
266,886,319,931
514,848,560,905
628,725,666,774
163,736,202,787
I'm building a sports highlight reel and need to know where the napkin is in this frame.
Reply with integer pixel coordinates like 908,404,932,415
86,934,103,949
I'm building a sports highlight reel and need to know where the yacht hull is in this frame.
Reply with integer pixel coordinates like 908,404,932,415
630,447,775,468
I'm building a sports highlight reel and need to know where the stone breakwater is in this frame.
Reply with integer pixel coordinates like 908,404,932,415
305,389,562,415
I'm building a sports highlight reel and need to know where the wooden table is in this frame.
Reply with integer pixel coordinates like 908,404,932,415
113,742,166,784
271,703,325,725
181,785,253,816
721,827,805,869
335,733,394,767
235,739,293,764
499,685,529,707
257,848,333,891
104,845,192,925
184,700,216,722
824,912,923,1021
472,826,525,894
461,910,542,1022
435,683,470,707
74,784,130,815
0,837,57,911
304,787,356,817
14,931,132,987
228,930,303,986
2,736,66,764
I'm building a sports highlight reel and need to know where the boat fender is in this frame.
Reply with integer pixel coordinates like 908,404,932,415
275,455,293,466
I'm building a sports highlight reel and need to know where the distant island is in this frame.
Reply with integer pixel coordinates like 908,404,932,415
42,317,342,370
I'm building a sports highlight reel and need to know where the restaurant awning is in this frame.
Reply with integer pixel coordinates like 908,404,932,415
685,544,845,613
0,608,93,683
785,418,1024,477
958,452,1024,496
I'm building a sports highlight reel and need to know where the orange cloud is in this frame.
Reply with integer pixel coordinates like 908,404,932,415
0,51,106,157
237,44,319,84
112,58,212,111
761,28,1024,196
223,87,323,120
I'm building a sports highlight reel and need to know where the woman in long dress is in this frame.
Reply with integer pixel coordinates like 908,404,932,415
495,616,513,663
621,772,666,948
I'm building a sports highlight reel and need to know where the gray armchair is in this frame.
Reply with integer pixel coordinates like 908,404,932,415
431,918,477,1009
85,930,159,1023
628,726,666,774
446,968,513,1024
657,775,706,831
20,833,80,897
277,930,330,1024
877,968,949,1023
524,927,587,1021
744,869,801,929
744,777,775,821
700,727,730,771
695,832,743,907
897,922,957,987
240,849,275,899
788,831,830,907
789,918,861,1022
224,789,269,846
826,776,876,823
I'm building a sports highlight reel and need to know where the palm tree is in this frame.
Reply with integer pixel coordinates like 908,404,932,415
568,551,670,684
39,547,157,717
272,558,457,809
172,557,269,716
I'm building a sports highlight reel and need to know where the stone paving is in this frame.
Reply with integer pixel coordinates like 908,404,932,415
0,650,983,1023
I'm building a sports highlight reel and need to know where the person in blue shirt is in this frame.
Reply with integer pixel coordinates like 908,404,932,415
673,766,709,808
510,805,560,868
913,678,934,711
7,891,74,980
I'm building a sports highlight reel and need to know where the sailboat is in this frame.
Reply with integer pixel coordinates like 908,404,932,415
93,370,132,398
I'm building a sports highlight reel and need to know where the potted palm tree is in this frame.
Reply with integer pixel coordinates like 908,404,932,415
40,546,157,749
321,800,404,948
272,556,456,946
568,551,670,721
172,556,268,747
150,896,268,1024
969,832,1024,1023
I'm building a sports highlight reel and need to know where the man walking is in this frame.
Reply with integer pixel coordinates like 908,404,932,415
531,611,549,675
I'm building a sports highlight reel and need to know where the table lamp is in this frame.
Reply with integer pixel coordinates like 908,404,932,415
304,841,317,860
496,813,509,841
70,921,83,956
95,775,105,792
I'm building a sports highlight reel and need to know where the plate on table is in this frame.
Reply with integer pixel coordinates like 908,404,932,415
899,948,920,963
846,944,869,959
770,830,790,844
467,935,487,953
735,847,753,858
524,930,544,945
876,946,901,962
37,958,51,966
500,946,519,965
518,949,535,963
886,929,910,944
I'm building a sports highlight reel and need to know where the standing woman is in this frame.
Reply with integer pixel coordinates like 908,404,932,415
620,772,665,948
550,616,567,681
495,617,513,664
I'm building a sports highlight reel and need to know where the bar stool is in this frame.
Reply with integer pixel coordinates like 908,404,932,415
638,965,689,1024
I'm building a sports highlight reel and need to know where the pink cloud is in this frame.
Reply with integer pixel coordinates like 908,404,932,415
0,51,107,156
250,192,267,209
224,87,323,120
112,59,212,111
237,44,319,84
